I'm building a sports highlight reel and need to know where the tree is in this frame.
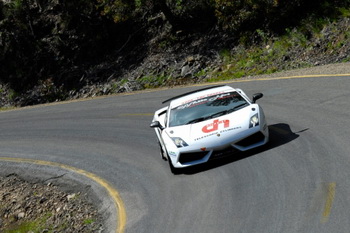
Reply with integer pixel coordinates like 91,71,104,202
96,0,215,31
0,0,118,91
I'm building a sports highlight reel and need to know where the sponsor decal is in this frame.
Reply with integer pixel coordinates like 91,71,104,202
219,127,241,133
178,98,208,110
181,91,226,105
178,92,239,109
202,119,230,133
195,132,217,141
194,126,242,141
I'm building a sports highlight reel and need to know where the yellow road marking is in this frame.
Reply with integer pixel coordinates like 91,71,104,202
1,73,349,113
188,73,350,87
236,73,350,82
1,73,347,230
322,182,336,223
0,157,126,233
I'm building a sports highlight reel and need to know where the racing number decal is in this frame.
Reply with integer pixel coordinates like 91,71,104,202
202,119,230,133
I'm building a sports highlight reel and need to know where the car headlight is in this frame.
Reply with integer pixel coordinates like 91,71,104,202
171,137,189,148
249,114,259,128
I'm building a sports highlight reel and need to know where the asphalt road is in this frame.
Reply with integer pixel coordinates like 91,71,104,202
1,75,350,233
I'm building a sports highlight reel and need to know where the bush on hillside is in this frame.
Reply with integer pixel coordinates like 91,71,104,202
1,0,350,93
0,0,117,91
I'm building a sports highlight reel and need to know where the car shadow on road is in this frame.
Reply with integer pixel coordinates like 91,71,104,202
178,123,305,175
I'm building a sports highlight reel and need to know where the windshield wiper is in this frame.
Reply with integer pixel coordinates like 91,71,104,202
209,103,248,118
232,103,248,111
187,109,232,124
208,110,229,119
186,117,209,124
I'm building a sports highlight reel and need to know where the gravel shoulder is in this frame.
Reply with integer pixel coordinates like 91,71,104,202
0,174,102,232
0,161,117,233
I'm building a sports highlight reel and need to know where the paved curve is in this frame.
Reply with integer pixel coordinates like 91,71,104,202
1,75,350,233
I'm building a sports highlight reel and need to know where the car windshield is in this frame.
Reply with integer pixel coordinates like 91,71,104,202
169,91,249,127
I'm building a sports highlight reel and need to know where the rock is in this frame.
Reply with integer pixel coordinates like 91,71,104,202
17,212,25,219
67,193,76,201
0,175,102,232
181,65,190,76
1,14,350,114
186,56,195,63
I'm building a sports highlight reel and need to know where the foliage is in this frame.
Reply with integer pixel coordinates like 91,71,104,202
1,0,350,95
96,0,215,30
3,213,52,233
207,3,350,84
83,218,96,225
138,74,170,88
3,212,95,232
0,0,117,91
96,0,137,23
213,0,350,33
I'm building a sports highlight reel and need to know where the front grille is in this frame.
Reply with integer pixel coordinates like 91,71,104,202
235,132,265,147
210,147,238,160
179,151,208,164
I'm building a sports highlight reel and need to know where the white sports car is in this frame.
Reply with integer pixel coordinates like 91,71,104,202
150,85,269,173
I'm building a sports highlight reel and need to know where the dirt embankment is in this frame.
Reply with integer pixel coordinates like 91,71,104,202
0,174,103,232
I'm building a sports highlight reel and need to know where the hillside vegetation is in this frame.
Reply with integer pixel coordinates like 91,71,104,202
1,0,350,107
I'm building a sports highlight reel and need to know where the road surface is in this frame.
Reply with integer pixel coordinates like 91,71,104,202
1,75,350,233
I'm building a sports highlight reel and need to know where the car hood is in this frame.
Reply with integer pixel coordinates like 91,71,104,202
165,106,258,147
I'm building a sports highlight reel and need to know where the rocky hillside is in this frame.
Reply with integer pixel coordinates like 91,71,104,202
1,1,350,108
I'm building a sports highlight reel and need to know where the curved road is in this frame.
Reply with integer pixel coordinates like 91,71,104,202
1,75,350,233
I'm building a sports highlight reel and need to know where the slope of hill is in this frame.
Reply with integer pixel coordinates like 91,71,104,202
1,1,350,108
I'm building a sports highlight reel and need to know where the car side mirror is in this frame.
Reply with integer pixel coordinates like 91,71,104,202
252,93,263,103
150,121,164,130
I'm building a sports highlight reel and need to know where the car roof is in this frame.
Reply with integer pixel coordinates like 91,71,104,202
166,85,236,108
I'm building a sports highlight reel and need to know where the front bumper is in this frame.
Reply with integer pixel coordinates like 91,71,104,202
169,125,269,168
